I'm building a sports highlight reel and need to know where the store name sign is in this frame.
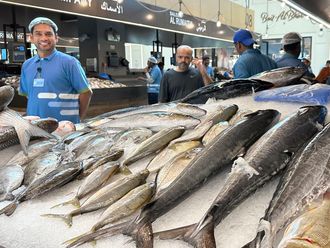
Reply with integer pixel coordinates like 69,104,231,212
261,9,304,23
59,0,93,8
101,0,124,14
169,11,193,27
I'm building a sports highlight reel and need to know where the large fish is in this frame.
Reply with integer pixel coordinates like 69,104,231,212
52,161,119,208
244,120,330,248
0,161,82,216
179,79,273,104
107,102,207,119
0,86,55,155
43,169,149,227
278,191,330,248
66,109,281,248
93,112,201,132
0,165,24,201
250,67,306,87
122,126,185,166
154,105,327,248
0,117,58,152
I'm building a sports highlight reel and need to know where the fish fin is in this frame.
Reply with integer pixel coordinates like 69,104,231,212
65,221,129,248
51,197,80,209
62,229,94,246
154,223,196,240
119,165,133,175
14,121,55,155
41,213,73,227
0,201,18,216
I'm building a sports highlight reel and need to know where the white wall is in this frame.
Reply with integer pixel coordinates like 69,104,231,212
249,0,330,74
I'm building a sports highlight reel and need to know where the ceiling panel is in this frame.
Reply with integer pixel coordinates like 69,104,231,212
291,0,330,24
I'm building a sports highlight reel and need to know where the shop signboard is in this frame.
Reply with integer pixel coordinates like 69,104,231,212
0,0,251,41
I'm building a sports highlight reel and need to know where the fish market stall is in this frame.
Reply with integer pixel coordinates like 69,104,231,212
1,94,329,248
1,68,330,248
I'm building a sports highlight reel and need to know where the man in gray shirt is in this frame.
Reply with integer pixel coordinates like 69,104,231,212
158,45,212,103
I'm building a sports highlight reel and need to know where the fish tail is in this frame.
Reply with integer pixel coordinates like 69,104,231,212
41,213,73,227
0,201,18,216
62,230,94,246
65,221,129,248
187,221,216,248
51,197,80,209
125,220,154,248
119,164,133,175
154,223,196,240
242,219,271,248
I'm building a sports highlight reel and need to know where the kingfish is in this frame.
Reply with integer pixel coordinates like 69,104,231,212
94,112,201,132
65,109,281,248
52,161,119,208
244,119,330,248
155,105,327,248
122,126,185,166
0,161,83,216
42,169,149,227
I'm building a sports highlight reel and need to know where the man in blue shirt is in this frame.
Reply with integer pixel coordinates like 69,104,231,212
19,17,92,124
276,32,314,78
138,56,162,86
202,55,214,80
232,29,277,79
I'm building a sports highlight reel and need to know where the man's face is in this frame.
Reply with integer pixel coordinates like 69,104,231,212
30,24,58,55
176,48,193,71
203,59,210,66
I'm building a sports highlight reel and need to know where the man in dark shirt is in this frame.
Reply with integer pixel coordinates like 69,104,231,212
158,45,212,103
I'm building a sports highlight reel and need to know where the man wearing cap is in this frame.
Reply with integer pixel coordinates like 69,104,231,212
158,45,213,103
19,17,92,124
138,56,162,85
276,32,313,77
232,29,277,79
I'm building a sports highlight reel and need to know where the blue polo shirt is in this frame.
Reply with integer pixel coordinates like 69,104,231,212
19,50,91,123
233,49,277,79
149,65,162,85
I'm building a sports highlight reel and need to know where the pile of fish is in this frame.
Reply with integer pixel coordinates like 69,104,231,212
87,77,126,88
0,75,20,89
1,79,329,248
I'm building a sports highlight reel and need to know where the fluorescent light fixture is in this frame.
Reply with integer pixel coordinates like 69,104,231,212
146,14,153,20
283,0,330,29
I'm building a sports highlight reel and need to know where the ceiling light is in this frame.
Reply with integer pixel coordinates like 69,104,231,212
216,20,222,28
186,22,194,29
146,14,154,20
281,0,286,8
117,0,124,3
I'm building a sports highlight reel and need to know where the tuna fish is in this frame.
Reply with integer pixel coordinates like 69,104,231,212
250,67,306,87
179,79,273,104
65,109,281,248
244,120,330,248
154,105,326,248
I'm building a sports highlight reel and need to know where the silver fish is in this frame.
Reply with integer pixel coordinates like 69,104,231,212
0,85,14,111
0,165,24,201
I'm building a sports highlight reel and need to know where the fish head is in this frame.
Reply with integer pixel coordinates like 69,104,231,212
0,85,15,111
298,105,327,126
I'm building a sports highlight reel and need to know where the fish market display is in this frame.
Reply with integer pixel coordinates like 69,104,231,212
87,77,126,88
245,121,330,248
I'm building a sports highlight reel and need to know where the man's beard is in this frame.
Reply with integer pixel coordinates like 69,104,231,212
178,62,189,71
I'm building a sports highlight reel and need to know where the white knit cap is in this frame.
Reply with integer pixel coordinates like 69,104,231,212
28,17,58,32
148,57,158,64
281,32,302,45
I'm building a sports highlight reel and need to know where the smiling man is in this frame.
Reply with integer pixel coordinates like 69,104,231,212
158,45,212,103
19,17,92,124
